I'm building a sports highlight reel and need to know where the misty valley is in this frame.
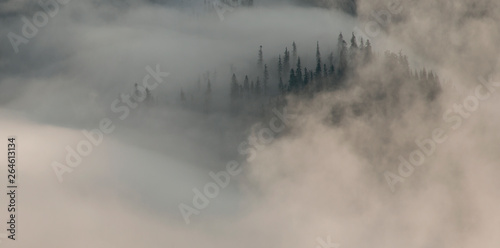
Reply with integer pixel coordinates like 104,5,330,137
0,0,499,247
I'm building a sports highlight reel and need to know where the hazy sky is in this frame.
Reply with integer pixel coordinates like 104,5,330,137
0,0,499,247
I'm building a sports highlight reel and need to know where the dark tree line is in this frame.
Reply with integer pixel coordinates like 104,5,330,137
225,32,439,105
172,32,441,121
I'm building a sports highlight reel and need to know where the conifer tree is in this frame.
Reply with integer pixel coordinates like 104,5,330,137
255,77,261,96
278,55,283,77
350,32,358,49
315,72,322,92
338,34,348,77
292,41,297,63
315,41,322,78
258,45,263,68
284,47,290,73
278,77,285,94
350,32,358,61
288,69,296,92
364,39,372,63
230,74,239,103
304,68,309,88
263,64,269,95
243,75,250,96
398,51,410,76
296,57,303,88
328,52,334,68
337,33,344,55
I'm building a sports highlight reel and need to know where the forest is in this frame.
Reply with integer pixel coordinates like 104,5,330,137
132,32,442,129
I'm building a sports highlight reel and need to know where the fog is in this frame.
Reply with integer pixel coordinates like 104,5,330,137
0,0,499,247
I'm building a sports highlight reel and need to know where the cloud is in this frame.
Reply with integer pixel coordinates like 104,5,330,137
0,0,499,247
